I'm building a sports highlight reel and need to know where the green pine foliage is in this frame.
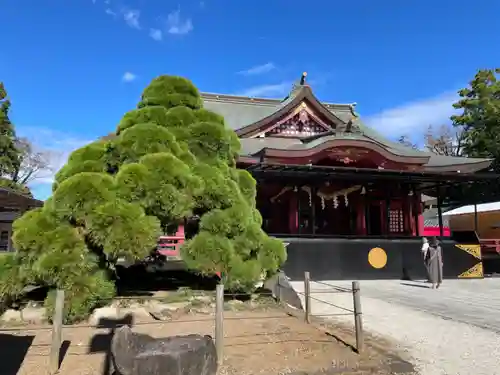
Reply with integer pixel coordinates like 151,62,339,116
452,68,500,167
6,75,286,322
443,68,500,204
0,82,21,177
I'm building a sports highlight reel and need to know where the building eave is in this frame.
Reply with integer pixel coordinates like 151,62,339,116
0,187,43,209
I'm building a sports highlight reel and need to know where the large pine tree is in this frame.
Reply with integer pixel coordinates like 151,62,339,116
3,75,286,323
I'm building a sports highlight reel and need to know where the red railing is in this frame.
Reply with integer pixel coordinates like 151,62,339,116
157,235,185,258
480,239,500,255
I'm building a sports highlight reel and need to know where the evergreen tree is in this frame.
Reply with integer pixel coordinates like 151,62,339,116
0,82,21,177
451,68,500,169
442,68,500,205
3,75,286,322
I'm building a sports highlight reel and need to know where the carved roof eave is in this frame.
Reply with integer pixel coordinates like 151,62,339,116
256,139,431,165
236,155,492,174
235,86,346,138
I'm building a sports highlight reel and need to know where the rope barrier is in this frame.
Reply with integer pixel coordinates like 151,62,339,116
307,295,354,313
309,280,351,292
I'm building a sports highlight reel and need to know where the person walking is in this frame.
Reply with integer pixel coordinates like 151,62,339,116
421,237,430,282
427,236,443,289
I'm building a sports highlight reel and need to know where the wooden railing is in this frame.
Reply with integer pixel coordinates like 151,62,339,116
156,234,221,278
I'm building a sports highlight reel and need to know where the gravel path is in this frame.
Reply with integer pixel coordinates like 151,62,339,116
291,278,500,375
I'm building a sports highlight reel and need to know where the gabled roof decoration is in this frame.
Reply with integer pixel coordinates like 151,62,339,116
234,85,352,137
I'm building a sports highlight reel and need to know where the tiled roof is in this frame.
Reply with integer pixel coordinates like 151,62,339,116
201,84,492,171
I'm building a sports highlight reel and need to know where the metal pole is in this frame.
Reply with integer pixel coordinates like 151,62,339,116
50,289,65,374
352,281,363,353
215,284,224,366
304,271,311,323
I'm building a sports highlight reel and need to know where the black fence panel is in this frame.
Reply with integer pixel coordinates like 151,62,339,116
281,237,482,281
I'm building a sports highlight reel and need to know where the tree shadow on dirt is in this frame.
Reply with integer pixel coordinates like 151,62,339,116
0,333,35,375
88,314,134,375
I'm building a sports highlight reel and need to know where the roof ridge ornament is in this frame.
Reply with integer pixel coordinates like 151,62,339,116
282,72,308,103
300,71,307,86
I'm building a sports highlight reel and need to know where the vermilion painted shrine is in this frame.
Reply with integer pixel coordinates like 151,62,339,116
199,72,499,280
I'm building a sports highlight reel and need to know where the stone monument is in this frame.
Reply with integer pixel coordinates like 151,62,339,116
111,325,218,375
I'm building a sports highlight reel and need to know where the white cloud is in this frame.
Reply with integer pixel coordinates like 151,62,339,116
166,9,193,35
122,71,136,82
105,8,116,16
365,91,459,138
237,62,276,76
237,81,293,98
122,9,141,29
149,28,163,41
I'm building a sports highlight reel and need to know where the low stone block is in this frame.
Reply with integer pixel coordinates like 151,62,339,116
111,325,218,375
20,306,46,324
1,309,22,322
88,307,120,326
264,271,303,310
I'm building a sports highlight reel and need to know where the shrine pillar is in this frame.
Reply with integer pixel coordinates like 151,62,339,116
288,192,298,234
356,196,366,235
403,188,412,235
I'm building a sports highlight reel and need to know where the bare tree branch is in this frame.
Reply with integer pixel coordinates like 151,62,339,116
10,137,54,185
424,124,465,156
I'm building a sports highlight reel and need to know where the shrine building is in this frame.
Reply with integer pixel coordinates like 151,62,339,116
201,72,499,281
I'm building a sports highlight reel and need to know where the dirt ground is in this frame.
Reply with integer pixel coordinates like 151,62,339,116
2,307,413,375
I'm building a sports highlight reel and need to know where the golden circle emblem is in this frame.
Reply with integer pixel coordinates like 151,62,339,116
368,247,387,269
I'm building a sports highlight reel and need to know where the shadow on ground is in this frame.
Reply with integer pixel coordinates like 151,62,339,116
0,333,35,375
88,314,135,375
116,268,219,296
15,269,220,303
400,282,431,289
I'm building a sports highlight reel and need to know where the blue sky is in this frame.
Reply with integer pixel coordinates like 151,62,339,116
3,0,500,200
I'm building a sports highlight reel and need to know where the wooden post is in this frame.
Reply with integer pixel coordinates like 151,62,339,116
50,289,65,374
304,271,311,323
352,281,363,354
215,284,224,366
